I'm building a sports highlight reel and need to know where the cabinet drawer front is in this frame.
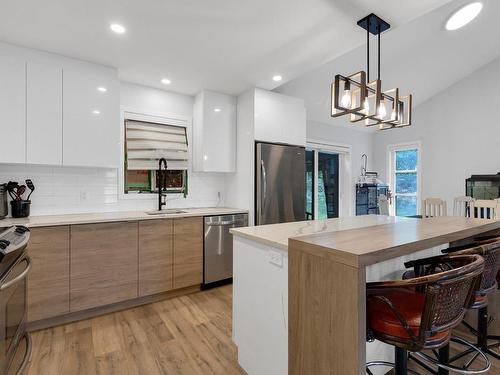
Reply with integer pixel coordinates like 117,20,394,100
173,217,203,289
139,219,173,296
27,226,70,322
70,222,138,311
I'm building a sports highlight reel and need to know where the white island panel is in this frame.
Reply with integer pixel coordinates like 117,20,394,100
233,236,288,375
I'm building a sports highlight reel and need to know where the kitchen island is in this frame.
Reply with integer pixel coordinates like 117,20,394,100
231,215,500,375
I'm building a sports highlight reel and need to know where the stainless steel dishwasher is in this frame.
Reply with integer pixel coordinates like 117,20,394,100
203,214,248,288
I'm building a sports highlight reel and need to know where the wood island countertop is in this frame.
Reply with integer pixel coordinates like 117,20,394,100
289,216,500,267
230,215,412,250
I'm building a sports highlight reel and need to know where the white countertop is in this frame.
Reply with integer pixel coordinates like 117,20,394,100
230,215,411,251
0,207,248,227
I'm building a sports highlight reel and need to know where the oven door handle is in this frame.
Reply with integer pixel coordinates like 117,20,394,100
0,256,31,291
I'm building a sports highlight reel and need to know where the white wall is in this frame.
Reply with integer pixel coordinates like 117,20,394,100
373,56,500,211
0,80,227,216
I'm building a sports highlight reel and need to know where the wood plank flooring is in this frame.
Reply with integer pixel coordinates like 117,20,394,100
26,285,245,375
26,284,500,375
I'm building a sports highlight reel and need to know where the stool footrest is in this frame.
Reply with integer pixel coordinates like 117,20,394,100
412,337,491,375
366,361,419,375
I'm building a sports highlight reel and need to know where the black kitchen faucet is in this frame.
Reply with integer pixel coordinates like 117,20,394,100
158,158,168,211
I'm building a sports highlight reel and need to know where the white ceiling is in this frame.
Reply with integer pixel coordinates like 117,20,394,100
276,0,500,130
0,0,452,96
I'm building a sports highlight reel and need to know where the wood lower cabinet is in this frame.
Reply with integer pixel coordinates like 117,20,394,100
138,219,173,296
26,216,204,325
70,221,139,311
173,217,203,289
27,226,70,322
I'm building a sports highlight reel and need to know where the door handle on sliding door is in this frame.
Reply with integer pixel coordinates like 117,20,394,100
261,159,267,214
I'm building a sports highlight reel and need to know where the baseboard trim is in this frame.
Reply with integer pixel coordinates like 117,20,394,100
27,285,201,332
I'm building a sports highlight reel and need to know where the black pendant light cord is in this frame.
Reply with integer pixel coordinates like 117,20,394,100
366,27,370,82
377,26,381,81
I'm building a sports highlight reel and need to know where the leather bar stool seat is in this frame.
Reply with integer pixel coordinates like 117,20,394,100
366,254,487,375
368,289,449,344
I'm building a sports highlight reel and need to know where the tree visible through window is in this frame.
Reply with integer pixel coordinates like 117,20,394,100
393,149,418,216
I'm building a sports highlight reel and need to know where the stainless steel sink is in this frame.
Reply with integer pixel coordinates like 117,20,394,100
146,209,188,215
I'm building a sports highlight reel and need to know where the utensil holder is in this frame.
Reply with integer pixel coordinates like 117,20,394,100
10,200,31,218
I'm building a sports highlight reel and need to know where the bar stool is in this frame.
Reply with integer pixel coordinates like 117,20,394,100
442,238,500,363
403,238,500,373
366,254,486,375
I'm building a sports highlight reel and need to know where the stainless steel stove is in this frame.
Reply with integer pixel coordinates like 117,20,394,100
0,226,31,375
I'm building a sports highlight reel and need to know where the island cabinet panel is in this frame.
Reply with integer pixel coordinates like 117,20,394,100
27,226,70,322
138,219,174,296
173,217,203,289
70,221,139,311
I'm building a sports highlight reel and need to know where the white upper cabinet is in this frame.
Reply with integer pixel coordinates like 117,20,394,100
253,89,306,146
26,62,63,165
63,63,120,168
193,90,236,172
0,57,26,164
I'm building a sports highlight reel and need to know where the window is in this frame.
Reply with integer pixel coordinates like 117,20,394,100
388,143,420,216
124,119,189,195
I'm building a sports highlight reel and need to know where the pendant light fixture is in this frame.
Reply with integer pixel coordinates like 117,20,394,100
331,13,412,130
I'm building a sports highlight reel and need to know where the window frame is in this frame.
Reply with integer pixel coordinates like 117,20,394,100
387,141,422,216
119,107,192,201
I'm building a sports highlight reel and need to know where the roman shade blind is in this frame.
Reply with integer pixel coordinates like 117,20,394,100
125,120,188,170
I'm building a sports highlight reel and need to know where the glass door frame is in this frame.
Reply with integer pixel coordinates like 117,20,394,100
306,140,352,219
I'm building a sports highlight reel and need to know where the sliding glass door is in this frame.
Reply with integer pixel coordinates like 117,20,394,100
306,149,340,220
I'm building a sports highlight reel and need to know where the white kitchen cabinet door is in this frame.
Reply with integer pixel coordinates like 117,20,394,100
193,91,236,172
63,63,120,168
26,62,63,165
0,57,26,164
253,89,306,146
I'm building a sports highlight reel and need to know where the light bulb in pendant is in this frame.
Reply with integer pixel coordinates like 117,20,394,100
340,89,351,108
390,108,397,121
378,102,387,118
363,98,370,114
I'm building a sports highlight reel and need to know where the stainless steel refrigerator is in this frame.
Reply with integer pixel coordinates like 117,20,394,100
255,142,305,225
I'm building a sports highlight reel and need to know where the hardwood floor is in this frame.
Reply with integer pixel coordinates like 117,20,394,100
27,285,245,375
25,284,500,375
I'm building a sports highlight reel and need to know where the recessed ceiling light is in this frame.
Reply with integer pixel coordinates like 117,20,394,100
97,86,107,92
92,110,101,115
214,108,221,113
445,2,483,31
272,75,282,82
110,23,126,34
161,78,171,85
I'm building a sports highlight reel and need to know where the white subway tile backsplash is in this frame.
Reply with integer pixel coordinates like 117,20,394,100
0,164,227,216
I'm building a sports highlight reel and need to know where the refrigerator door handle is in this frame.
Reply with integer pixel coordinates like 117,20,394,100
261,159,267,214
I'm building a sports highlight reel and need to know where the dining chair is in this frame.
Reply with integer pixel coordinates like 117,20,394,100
422,198,447,218
453,196,474,217
470,199,499,220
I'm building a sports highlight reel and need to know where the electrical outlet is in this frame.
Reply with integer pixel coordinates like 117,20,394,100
268,249,283,267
